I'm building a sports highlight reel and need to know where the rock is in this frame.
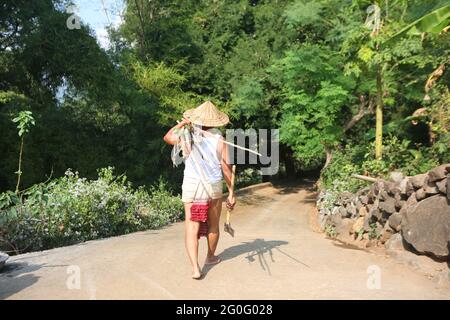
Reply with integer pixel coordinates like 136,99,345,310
336,218,354,239
370,207,382,222
367,190,376,204
395,198,405,211
339,191,354,205
375,221,384,234
401,195,450,259
399,177,414,196
406,193,418,207
385,233,406,251
424,181,439,195
384,181,397,195
359,206,368,217
390,171,404,183
381,211,391,224
399,206,407,216
410,173,428,189
372,198,380,210
356,187,370,197
352,217,365,234
319,212,331,230
373,181,395,198
379,190,390,201
448,176,450,200
380,223,394,244
372,181,382,196
331,212,343,226
436,178,447,194
363,210,373,230
379,198,396,214
365,239,375,248
415,188,426,200
0,252,8,272
360,195,369,205
331,206,340,216
388,212,402,232
428,164,449,182
355,199,363,211
363,207,378,230
347,203,357,218
339,206,349,218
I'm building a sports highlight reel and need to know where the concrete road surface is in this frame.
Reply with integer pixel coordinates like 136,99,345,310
1,182,449,299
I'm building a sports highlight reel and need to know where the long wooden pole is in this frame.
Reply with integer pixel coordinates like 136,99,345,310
375,62,383,160
374,0,383,160
225,165,236,226
351,174,379,183
177,120,262,156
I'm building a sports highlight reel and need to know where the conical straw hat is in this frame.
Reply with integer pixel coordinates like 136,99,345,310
183,101,229,127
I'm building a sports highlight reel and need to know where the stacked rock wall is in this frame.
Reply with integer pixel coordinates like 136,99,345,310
317,164,450,260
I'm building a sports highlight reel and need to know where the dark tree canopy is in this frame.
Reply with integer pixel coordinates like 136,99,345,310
0,0,448,193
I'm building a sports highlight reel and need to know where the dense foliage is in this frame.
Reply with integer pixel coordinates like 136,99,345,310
1,0,448,191
0,168,183,253
0,1,448,251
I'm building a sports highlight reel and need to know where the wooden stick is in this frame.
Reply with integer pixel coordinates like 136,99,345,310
177,120,262,156
351,174,379,183
226,165,236,225
198,127,262,156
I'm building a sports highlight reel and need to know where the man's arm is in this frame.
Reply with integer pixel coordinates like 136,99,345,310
163,119,190,145
219,138,236,210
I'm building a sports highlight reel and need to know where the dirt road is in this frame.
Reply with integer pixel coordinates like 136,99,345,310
1,182,449,299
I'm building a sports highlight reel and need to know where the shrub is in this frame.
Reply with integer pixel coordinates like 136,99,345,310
321,134,448,194
235,167,263,190
320,144,367,193
0,168,183,254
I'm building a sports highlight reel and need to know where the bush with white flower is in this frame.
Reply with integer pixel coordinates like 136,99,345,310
0,167,183,254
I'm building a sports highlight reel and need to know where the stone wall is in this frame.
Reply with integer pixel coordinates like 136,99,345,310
317,164,450,260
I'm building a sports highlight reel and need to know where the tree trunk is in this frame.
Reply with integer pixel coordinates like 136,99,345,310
15,137,24,194
375,62,383,160
322,146,333,171
281,145,296,178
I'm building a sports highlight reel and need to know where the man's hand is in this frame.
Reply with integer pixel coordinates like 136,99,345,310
226,194,236,211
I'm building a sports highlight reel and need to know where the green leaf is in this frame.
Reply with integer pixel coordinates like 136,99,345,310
284,1,324,28
385,4,450,45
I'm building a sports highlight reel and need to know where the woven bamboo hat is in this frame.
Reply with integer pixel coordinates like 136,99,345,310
183,101,229,127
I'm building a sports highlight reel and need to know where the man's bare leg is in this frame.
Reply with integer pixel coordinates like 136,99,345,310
184,203,202,278
206,198,222,264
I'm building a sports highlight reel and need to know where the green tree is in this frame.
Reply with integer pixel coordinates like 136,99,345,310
12,111,35,193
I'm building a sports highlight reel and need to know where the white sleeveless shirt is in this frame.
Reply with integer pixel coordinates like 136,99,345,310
184,130,223,184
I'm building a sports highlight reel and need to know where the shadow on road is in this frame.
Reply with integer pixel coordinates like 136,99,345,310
0,262,42,299
272,179,316,195
299,193,318,204
202,238,310,278
0,261,69,299
238,194,274,206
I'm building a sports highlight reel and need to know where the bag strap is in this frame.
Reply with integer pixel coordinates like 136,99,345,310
192,179,202,200
191,144,213,200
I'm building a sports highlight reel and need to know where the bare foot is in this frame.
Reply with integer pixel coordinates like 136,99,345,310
205,255,222,265
192,265,202,279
